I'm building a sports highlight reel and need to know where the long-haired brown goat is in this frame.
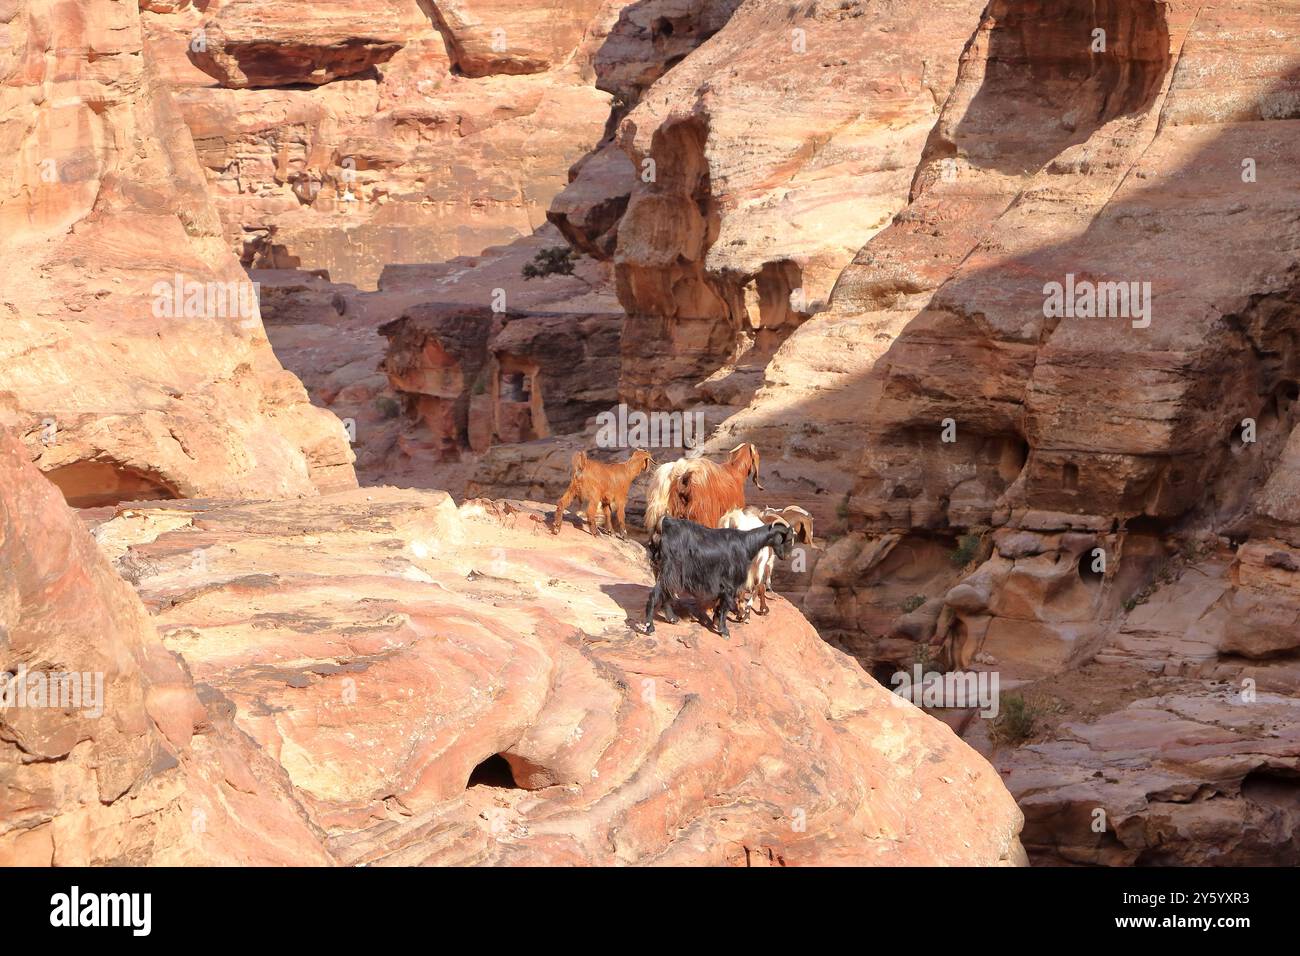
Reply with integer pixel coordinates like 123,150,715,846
552,448,654,537
644,443,763,534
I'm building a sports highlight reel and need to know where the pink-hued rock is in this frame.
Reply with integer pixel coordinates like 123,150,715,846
990,674,1300,865
429,0,609,78
687,0,1300,866
185,0,416,88
716,0,1300,537
137,1,638,289
0,427,332,866
610,0,987,409
86,488,1026,866
0,0,356,504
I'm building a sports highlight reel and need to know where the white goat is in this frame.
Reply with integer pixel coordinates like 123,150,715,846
719,507,786,620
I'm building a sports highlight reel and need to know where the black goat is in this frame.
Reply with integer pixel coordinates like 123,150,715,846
644,516,794,639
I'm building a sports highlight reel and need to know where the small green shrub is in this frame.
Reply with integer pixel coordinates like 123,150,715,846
992,694,1041,746
522,246,576,279
949,532,982,567
375,396,400,419
901,594,927,613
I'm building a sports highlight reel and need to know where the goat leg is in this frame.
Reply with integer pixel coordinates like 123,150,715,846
713,592,732,640
644,581,668,634
552,485,576,535
730,590,749,623
757,583,769,616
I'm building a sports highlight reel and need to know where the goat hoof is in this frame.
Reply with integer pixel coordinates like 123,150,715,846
643,623,656,635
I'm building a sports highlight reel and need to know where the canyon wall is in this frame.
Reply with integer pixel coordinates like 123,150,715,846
609,0,987,409
143,0,648,289
706,0,1300,865
0,428,332,865
1,420,1025,865
0,0,355,503
9,0,1296,868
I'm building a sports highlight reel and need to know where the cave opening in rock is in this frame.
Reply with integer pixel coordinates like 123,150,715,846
1124,515,1167,538
493,359,544,444
871,662,901,688
652,17,675,40
1077,549,1104,587
44,459,180,510
999,435,1030,484
1229,416,1258,452
1240,766,1300,811
499,371,530,403
467,753,523,790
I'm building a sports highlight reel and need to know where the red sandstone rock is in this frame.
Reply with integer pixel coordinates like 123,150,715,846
141,1,633,289
429,0,608,77
10,0,1296,871
83,486,1025,865
705,0,1300,865
186,1,416,88
0,428,332,865
0,0,356,504
610,0,986,409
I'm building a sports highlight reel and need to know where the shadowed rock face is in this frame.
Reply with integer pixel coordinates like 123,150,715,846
379,303,623,458
186,0,415,87
609,0,989,409
0,0,356,503
13,0,1294,870
83,488,1025,865
701,0,1300,865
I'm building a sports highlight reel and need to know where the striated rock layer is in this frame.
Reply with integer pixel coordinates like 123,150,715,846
144,0,646,289
76,489,1026,865
0,0,356,504
705,0,1300,865
0,428,332,866
609,0,987,409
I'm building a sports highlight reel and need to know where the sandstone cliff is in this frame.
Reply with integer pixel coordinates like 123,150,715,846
704,0,1300,864
142,0,638,289
0,422,1025,865
0,428,332,865
0,0,356,503
10,0,1294,870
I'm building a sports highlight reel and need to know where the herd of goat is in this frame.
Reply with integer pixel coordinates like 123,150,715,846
548,443,813,639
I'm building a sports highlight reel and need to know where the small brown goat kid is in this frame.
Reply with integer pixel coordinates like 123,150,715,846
552,449,654,537
643,443,763,534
